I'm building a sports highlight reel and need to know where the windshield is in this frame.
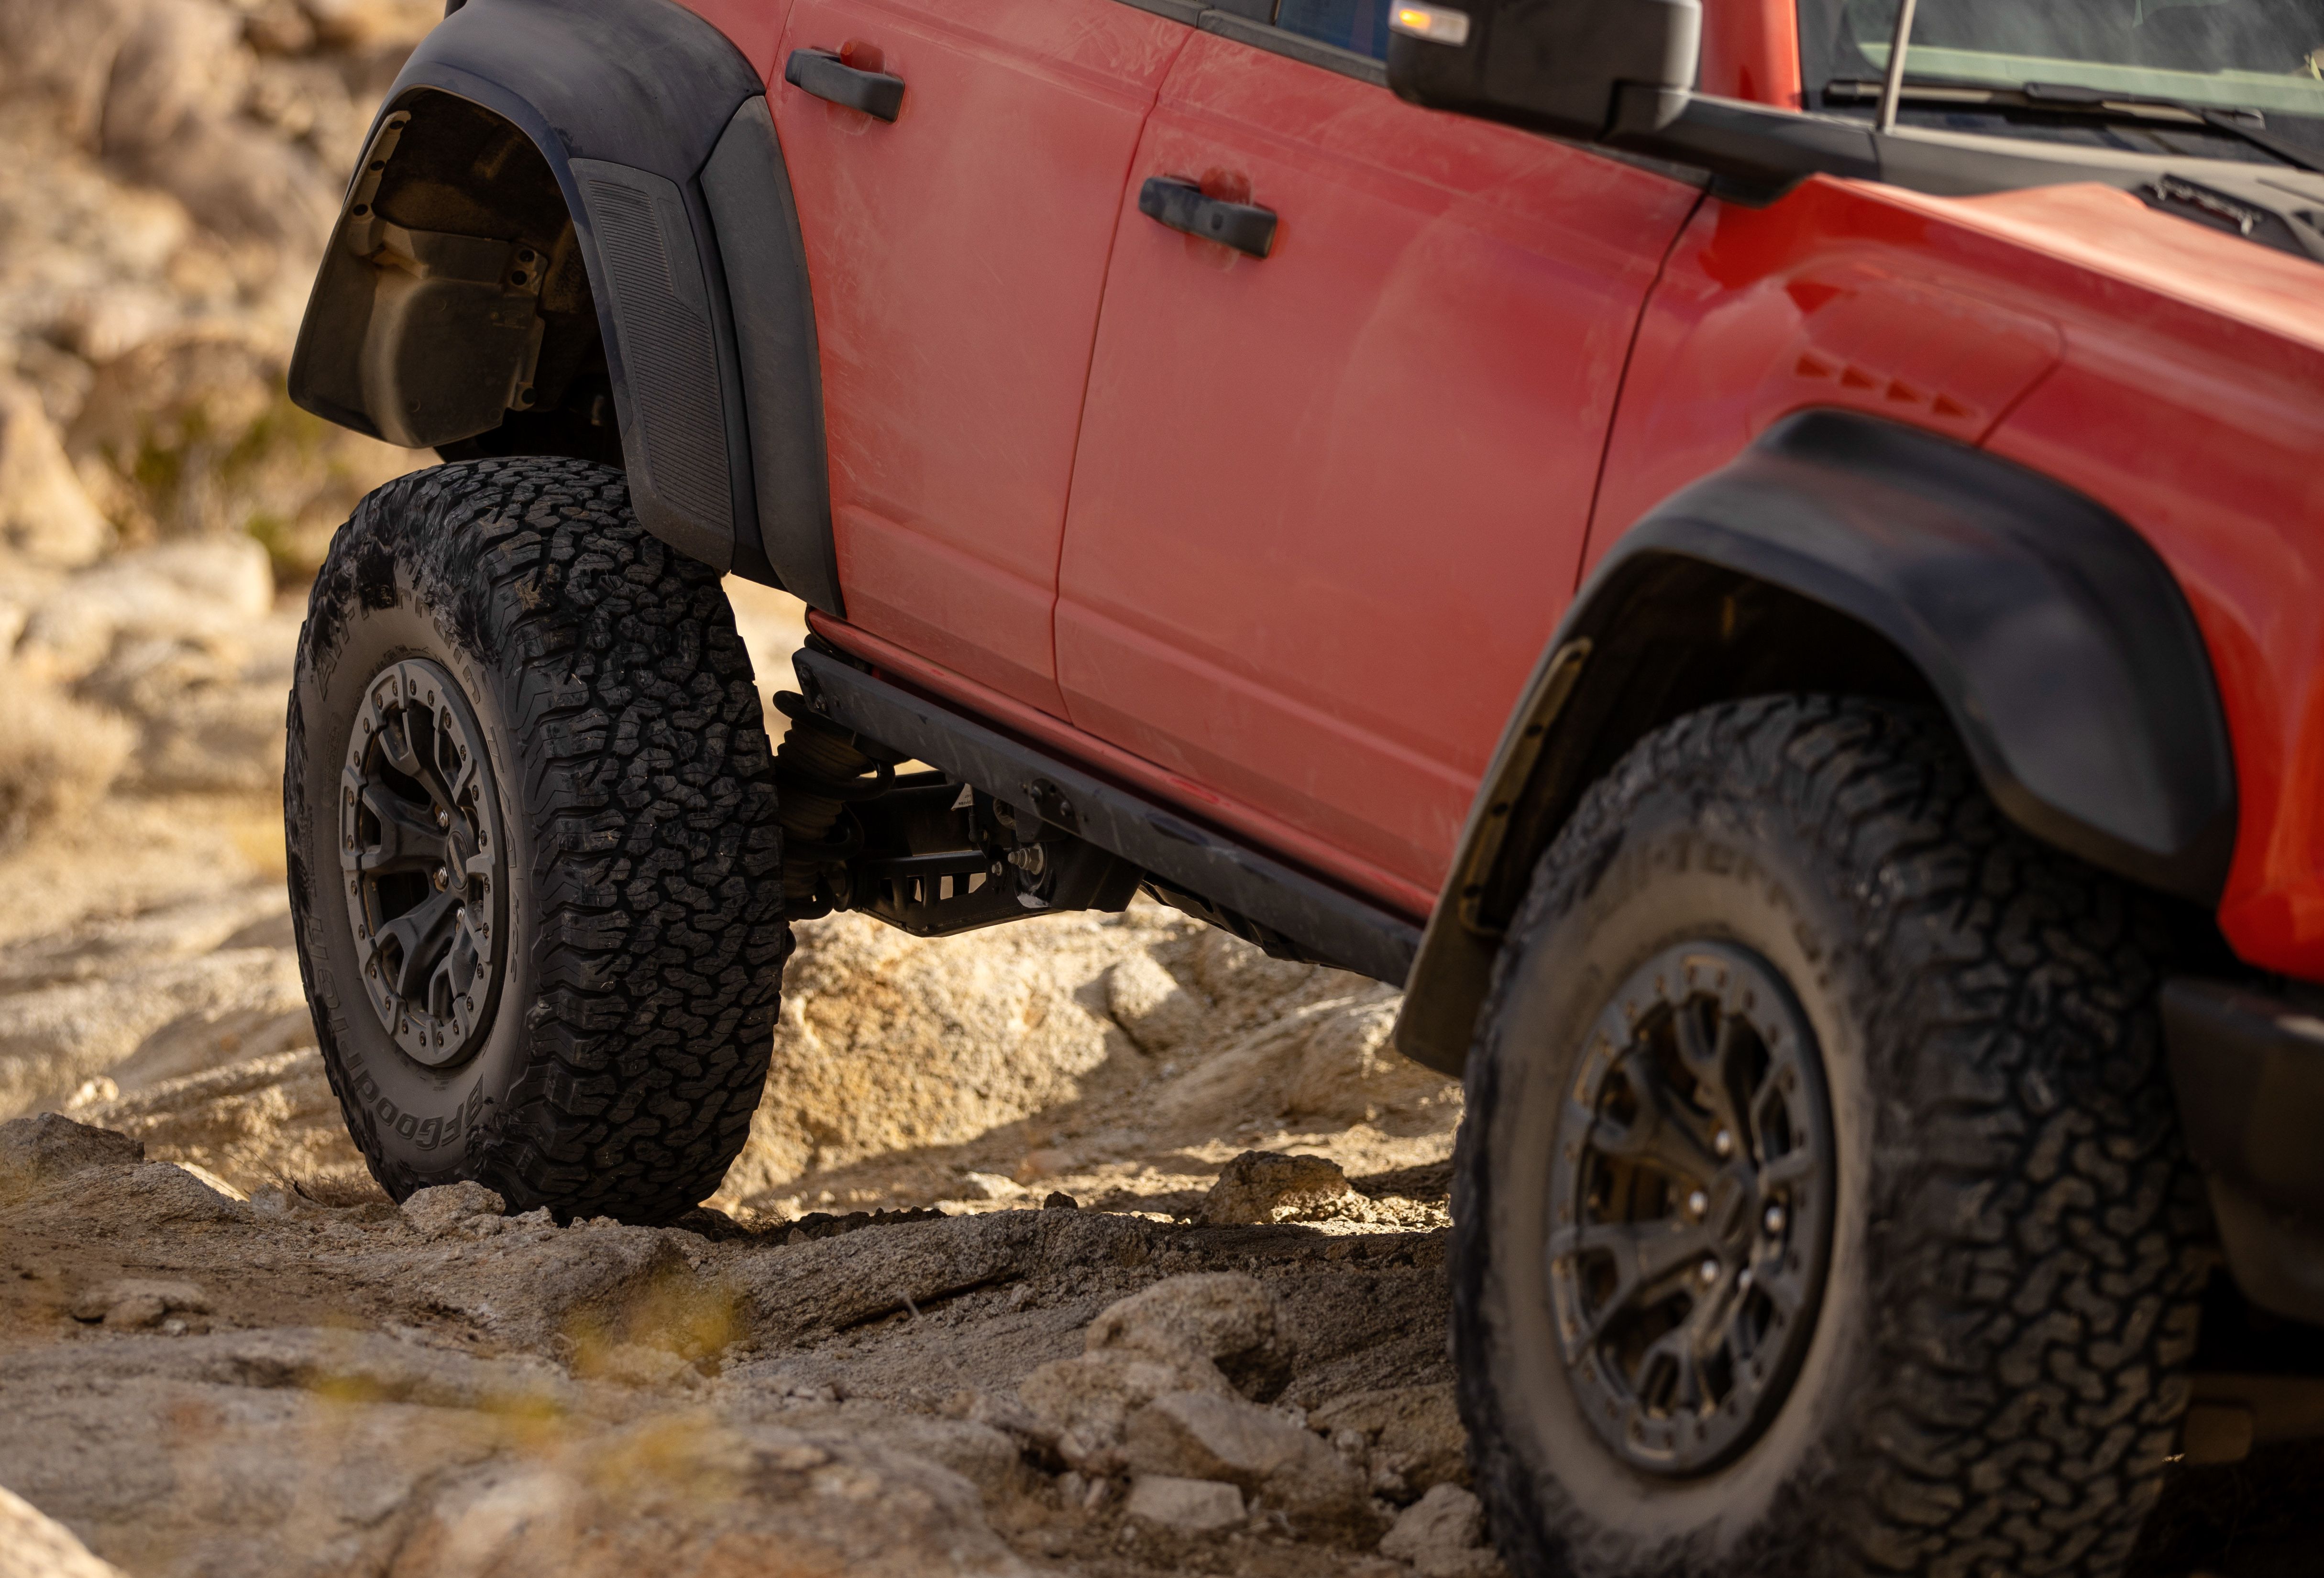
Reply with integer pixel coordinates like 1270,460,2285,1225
1798,0,2324,166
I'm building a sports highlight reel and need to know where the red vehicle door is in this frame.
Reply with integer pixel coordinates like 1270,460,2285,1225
1053,19,1701,912
772,0,1186,713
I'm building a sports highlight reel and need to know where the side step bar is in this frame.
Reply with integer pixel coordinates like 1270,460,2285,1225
793,648,1421,986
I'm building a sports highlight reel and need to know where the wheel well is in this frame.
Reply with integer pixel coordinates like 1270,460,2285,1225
1470,554,1937,932
290,89,622,466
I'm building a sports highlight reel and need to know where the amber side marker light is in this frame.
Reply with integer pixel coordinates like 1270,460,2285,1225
1389,3,1470,44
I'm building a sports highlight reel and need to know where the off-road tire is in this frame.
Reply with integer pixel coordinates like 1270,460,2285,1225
285,457,784,1222
1455,696,2210,1578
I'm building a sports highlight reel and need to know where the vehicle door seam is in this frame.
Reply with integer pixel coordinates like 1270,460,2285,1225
1578,186,1711,593
1048,22,1197,716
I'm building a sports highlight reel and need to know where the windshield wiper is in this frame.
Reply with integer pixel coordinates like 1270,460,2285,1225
1824,77,2324,173
2022,82,2324,173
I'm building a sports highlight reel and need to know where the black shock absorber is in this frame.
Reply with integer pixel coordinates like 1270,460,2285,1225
771,691,902,918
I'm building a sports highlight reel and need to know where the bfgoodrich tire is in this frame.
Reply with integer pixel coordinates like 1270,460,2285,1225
285,458,784,1222
1455,696,2210,1578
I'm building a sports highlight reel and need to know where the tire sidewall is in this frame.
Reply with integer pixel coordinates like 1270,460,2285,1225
289,480,539,1200
1465,780,1890,1576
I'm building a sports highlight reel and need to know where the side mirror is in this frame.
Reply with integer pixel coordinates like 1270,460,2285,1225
1386,0,1702,143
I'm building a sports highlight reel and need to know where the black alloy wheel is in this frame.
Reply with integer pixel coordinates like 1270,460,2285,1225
1551,942,1834,1477
341,658,509,1071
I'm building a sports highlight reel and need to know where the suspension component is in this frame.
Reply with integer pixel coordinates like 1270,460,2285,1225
771,690,903,919
770,667,1140,935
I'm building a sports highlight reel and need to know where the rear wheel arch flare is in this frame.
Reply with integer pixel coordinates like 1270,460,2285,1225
1395,409,2237,1075
286,0,838,607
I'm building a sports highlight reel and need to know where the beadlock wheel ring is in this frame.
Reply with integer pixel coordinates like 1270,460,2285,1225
1546,940,1838,1477
339,657,508,1070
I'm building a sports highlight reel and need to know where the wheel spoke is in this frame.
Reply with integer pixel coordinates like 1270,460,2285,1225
349,783,443,876
1590,1057,1720,1182
1641,1328,1707,1415
445,741,478,811
1759,1145,1817,1188
1754,1247,1804,1313
1675,1005,1754,1153
1553,1216,1717,1337
453,889,493,969
375,702,425,782
377,889,459,1002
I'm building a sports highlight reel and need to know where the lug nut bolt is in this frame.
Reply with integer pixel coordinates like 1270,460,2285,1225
436,806,450,827
1714,1128,1736,1158
432,866,449,890
1764,1204,1787,1235
1698,1258,1721,1286
1738,1267,1754,1290
1686,1190,1709,1219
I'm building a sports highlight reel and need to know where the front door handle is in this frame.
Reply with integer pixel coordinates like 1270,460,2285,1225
1138,176,1277,259
785,48,906,121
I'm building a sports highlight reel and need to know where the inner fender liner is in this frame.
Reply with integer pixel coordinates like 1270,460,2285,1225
288,0,833,595
1394,409,2238,1074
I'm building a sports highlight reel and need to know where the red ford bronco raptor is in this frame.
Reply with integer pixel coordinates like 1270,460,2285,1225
283,0,2324,1570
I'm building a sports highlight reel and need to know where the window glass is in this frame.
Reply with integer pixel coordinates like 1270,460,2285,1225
1274,0,1395,59
1798,0,2324,164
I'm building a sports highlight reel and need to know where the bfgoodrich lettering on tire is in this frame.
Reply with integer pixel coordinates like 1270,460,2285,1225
285,457,784,1222
1455,696,2210,1578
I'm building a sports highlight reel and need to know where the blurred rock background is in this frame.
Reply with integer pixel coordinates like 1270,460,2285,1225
0,0,435,847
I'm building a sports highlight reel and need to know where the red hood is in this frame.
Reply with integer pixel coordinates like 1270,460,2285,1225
1882,179,2324,354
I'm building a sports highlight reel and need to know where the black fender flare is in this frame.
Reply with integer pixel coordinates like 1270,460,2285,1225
286,0,841,610
1394,409,2238,1073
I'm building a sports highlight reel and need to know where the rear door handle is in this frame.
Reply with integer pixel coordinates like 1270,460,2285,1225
1138,176,1277,258
784,48,906,121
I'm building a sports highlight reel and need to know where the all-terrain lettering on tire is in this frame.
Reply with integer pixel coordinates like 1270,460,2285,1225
1454,696,2212,1578
285,457,784,1222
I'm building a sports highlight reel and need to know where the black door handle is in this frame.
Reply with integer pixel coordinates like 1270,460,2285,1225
1138,176,1277,258
785,48,906,121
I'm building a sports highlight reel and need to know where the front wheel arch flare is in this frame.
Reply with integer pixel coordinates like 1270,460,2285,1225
1395,410,2236,1075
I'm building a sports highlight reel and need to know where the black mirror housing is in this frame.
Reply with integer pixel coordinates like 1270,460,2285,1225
1387,0,1702,143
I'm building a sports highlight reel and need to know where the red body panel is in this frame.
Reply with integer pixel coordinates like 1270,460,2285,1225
1586,184,2068,561
771,0,1187,714
806,608,1445,920
1053,32,1698,899
687,0,2324,984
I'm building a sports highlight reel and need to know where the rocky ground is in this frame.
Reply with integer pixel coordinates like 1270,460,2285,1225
0,537,1482,1578
1,1111,1489,1578
0,1,2316,1575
